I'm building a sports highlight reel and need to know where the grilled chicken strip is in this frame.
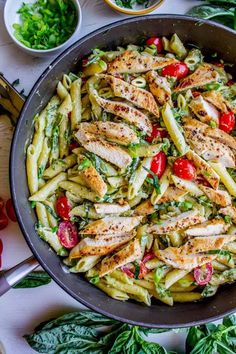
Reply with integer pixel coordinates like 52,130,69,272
185,131,235,168
100,74,159,117
107,50,177,75
189,96,220,125
135,187,187,216
79,122,139,146
175,64,219,92
75,129,132,169
186,150,220,189
93,95,152,135
148,210,205,234
80,216,143,235
185,219,230,237
202,91,228,113
146,70,172,106
183,117,236,150
78,156,107,198
219,205,236,224
99,239,142,277
198,185,232,207
94,202,130,214
69,232,135,258
157,234,236,270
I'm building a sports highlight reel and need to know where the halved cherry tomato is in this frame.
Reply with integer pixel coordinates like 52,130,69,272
69,140,79,152
194,262,213,286
121,265,134,278
145,124,167,143
82,58,89,67
0,211,8,230
162,62,189,79
0,197,4,211
6,199,17,222
56,196,71,221
212,62,224,68
173,158,196,181
138,252,155,279
227,79,234,86
146,37,163,53
57,221,78,249
150,152,167,178
219,112,235,133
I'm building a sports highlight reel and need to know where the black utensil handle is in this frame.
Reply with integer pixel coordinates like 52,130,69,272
0,256,39,296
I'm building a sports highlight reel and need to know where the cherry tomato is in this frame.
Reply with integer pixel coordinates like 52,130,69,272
5,199,17,222
192,91,201,98
69,140,79,152
162,62,189,79
82,58,89,67
173,158,196,181
0,211,8,230
121,265,134,278
194,263,213,286
227,79,234,86
0,197,4,211
150,152,167,178
138,252,155,279
145,124,167,143
146,37,163,53
219,112,235,133
56,196,71,221
212,62,224,68
57,221,78,249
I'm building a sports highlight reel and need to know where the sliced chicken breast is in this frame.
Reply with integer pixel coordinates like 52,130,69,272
146,71,172,106
78,156,107,198
198,185,232,207
202,91,228,113
80,216,143,235
107,50,177,75
183,117,236,150
148,210,205,234
175,64,219,92
75,129,132,169
186,150,220,189
99,239,142,277
94,202,130,214
189,96,220,125
69,232,135,258
219,205,236,224
100,74,159,117
181,234,236,254
79,122,139,146
93,95,152,135
185,219,230,237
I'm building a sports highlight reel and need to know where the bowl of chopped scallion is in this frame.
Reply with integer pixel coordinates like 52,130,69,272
103,0,165,15
4,0,82,57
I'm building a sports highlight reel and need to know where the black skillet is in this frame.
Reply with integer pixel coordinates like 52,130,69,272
2,15,236,328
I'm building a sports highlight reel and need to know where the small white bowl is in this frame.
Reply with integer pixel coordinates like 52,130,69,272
104,0,165,15
4,0,82,57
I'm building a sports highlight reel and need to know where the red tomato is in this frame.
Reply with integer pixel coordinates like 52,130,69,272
227,79,234,86
82,58,89,67
196,175,211,188
146,37,163,53
6,199,17,222
57,221,78,249
0,211,8,230
121,265,134,278
150,152,167,178
69,140,79,152
192,91,201,98
162,62,189,79
138,252,155,279
56,196,71,221
173,158,196,181
146,124,167,143
0,197,4,211
212,62,224,68
219,112,235,133
194,263,213,286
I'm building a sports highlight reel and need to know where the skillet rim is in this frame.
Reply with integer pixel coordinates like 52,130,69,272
9,14,236,328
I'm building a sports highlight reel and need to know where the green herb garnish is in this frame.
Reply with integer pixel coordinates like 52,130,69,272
78,158,91,171
13,0,77,50
115,0,150,9
143,166,161,194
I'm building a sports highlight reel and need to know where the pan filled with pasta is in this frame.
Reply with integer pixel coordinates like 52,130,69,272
9,15,236,327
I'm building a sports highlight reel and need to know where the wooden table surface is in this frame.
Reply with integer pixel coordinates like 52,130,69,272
0,1,202,353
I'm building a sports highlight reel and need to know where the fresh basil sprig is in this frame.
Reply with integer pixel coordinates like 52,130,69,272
14,271,51,288
24,311,172,354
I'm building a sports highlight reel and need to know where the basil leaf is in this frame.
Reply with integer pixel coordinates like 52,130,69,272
14,271,51,288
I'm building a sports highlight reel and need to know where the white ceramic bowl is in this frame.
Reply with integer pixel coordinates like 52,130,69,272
4,0,82,57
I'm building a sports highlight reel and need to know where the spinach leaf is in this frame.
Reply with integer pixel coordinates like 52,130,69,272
14,271,51,288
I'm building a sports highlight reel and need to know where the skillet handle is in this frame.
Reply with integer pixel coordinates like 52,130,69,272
0,256,39,296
